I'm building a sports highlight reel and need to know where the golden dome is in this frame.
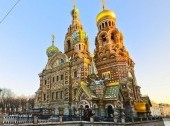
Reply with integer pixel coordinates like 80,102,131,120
96,10,116,23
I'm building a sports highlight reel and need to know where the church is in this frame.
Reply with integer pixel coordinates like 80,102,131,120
34,1,151,118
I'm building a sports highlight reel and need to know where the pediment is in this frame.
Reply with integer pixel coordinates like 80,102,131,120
48,52,68,68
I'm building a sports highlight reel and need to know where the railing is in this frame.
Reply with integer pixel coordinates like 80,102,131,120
3,115,33,124
2,115,163,125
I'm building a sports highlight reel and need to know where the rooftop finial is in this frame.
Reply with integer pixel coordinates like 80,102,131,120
51,34,55,46
101,0,106,10
72,0,76,8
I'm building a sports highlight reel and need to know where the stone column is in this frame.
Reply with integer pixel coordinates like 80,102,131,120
33,116,38,124
121,111,125,123
98,100,105,117
113,110,119,123
59,116,63,123
90,116,94,123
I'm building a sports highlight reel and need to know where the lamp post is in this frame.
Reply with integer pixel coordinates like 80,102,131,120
0,89,3,126
78,106,84,121
0,89,2,114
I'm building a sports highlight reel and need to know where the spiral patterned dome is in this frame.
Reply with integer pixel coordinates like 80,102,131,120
46,44,59,57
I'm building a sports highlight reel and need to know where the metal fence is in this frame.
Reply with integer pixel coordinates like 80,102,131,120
2,115,163,125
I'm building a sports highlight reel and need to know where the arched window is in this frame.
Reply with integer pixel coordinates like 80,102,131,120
102,23,104,28
109,21,111,26
61,74,64,80
111,32,114,40
61,59,64,64
101,34,106,42
52,92,54,100
105,22,108,27
79,44,81,50
52,77,55,82
67,40,71,51
74,71,77,78
43,94,46,101
56,76,59,81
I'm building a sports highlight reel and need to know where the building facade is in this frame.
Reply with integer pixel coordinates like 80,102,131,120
159,103,170,117
150,101,161,117
35,2,151,118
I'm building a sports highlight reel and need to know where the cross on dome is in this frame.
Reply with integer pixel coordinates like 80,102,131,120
72,0,76,8
101,0,107,10
51,34,55,45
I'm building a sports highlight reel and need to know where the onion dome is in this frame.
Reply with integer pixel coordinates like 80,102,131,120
71,0,79,16
46,44,59,57
96,10,116,24
46,35,59,57
71,8,79,16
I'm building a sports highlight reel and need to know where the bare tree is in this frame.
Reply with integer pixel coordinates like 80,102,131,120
0,88,35,114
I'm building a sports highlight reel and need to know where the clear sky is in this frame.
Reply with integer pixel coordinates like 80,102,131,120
0,0,170,104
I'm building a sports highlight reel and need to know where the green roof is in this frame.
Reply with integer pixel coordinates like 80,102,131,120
104,86,119,99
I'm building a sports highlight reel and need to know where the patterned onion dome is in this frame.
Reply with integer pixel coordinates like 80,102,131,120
96,10,116,24
71,8,79,16
46,44,59,57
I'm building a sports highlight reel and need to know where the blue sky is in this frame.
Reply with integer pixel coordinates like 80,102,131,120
0,0,170,104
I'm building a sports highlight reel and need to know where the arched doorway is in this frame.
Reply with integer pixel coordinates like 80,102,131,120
107,105,114,117
105,104,114,117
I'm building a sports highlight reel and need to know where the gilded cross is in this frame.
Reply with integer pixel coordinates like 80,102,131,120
51,34,55,45
72,0,76,8
101,0,106,10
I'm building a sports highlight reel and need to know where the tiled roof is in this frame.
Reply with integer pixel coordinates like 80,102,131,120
104,85,120,99
81,82,97,99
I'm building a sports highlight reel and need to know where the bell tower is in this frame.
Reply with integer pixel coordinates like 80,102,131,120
94,1,142,109
64,1,90,60
94,1,133,82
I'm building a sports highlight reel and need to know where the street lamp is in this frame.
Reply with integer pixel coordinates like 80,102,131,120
0,89,2,114
78,106,84,121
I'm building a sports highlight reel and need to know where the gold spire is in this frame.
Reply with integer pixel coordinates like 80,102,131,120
51,34,55,46
101,0,106,10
